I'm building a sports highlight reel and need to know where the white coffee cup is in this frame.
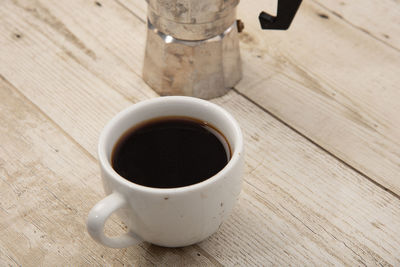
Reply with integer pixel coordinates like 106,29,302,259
87,96,244,248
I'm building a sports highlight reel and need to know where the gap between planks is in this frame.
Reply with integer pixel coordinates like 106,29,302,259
114,0,146,24
4,0,398,202
232,88,400,201
5,0,397,201
2,59,399,205
108,0,400,199
4,55,398,206
0,74,225,267
2,0,400,264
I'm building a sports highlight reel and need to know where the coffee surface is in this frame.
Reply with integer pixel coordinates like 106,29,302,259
112,117,230,188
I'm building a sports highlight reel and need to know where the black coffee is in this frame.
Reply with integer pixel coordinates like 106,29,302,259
111,116,230,188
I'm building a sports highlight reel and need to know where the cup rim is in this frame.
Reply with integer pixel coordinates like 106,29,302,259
98,96,243,195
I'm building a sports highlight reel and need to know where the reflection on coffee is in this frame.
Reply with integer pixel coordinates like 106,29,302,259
112,116,231,188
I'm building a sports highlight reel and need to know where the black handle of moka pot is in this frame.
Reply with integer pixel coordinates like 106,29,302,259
259,0,302,30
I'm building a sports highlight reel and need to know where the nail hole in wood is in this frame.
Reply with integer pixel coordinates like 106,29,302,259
317,13,329,19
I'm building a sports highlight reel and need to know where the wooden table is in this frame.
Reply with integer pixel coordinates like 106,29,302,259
1,0,399,265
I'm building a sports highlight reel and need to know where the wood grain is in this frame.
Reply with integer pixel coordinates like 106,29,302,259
0,76,219,266
234,0,400,195
313,0,400,51
1,0,400,265
25,0,400,196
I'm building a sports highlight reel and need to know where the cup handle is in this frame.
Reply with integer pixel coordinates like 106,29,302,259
87,192,143,248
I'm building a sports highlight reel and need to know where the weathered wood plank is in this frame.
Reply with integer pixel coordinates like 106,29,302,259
1,1,400,265
313,0,400,51
211,94,400,265
1,0,157,156
234,0,400,195
0,76,220,266
27,0,400,195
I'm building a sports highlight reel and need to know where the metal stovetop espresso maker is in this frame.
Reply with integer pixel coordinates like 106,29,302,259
143,0,302,99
